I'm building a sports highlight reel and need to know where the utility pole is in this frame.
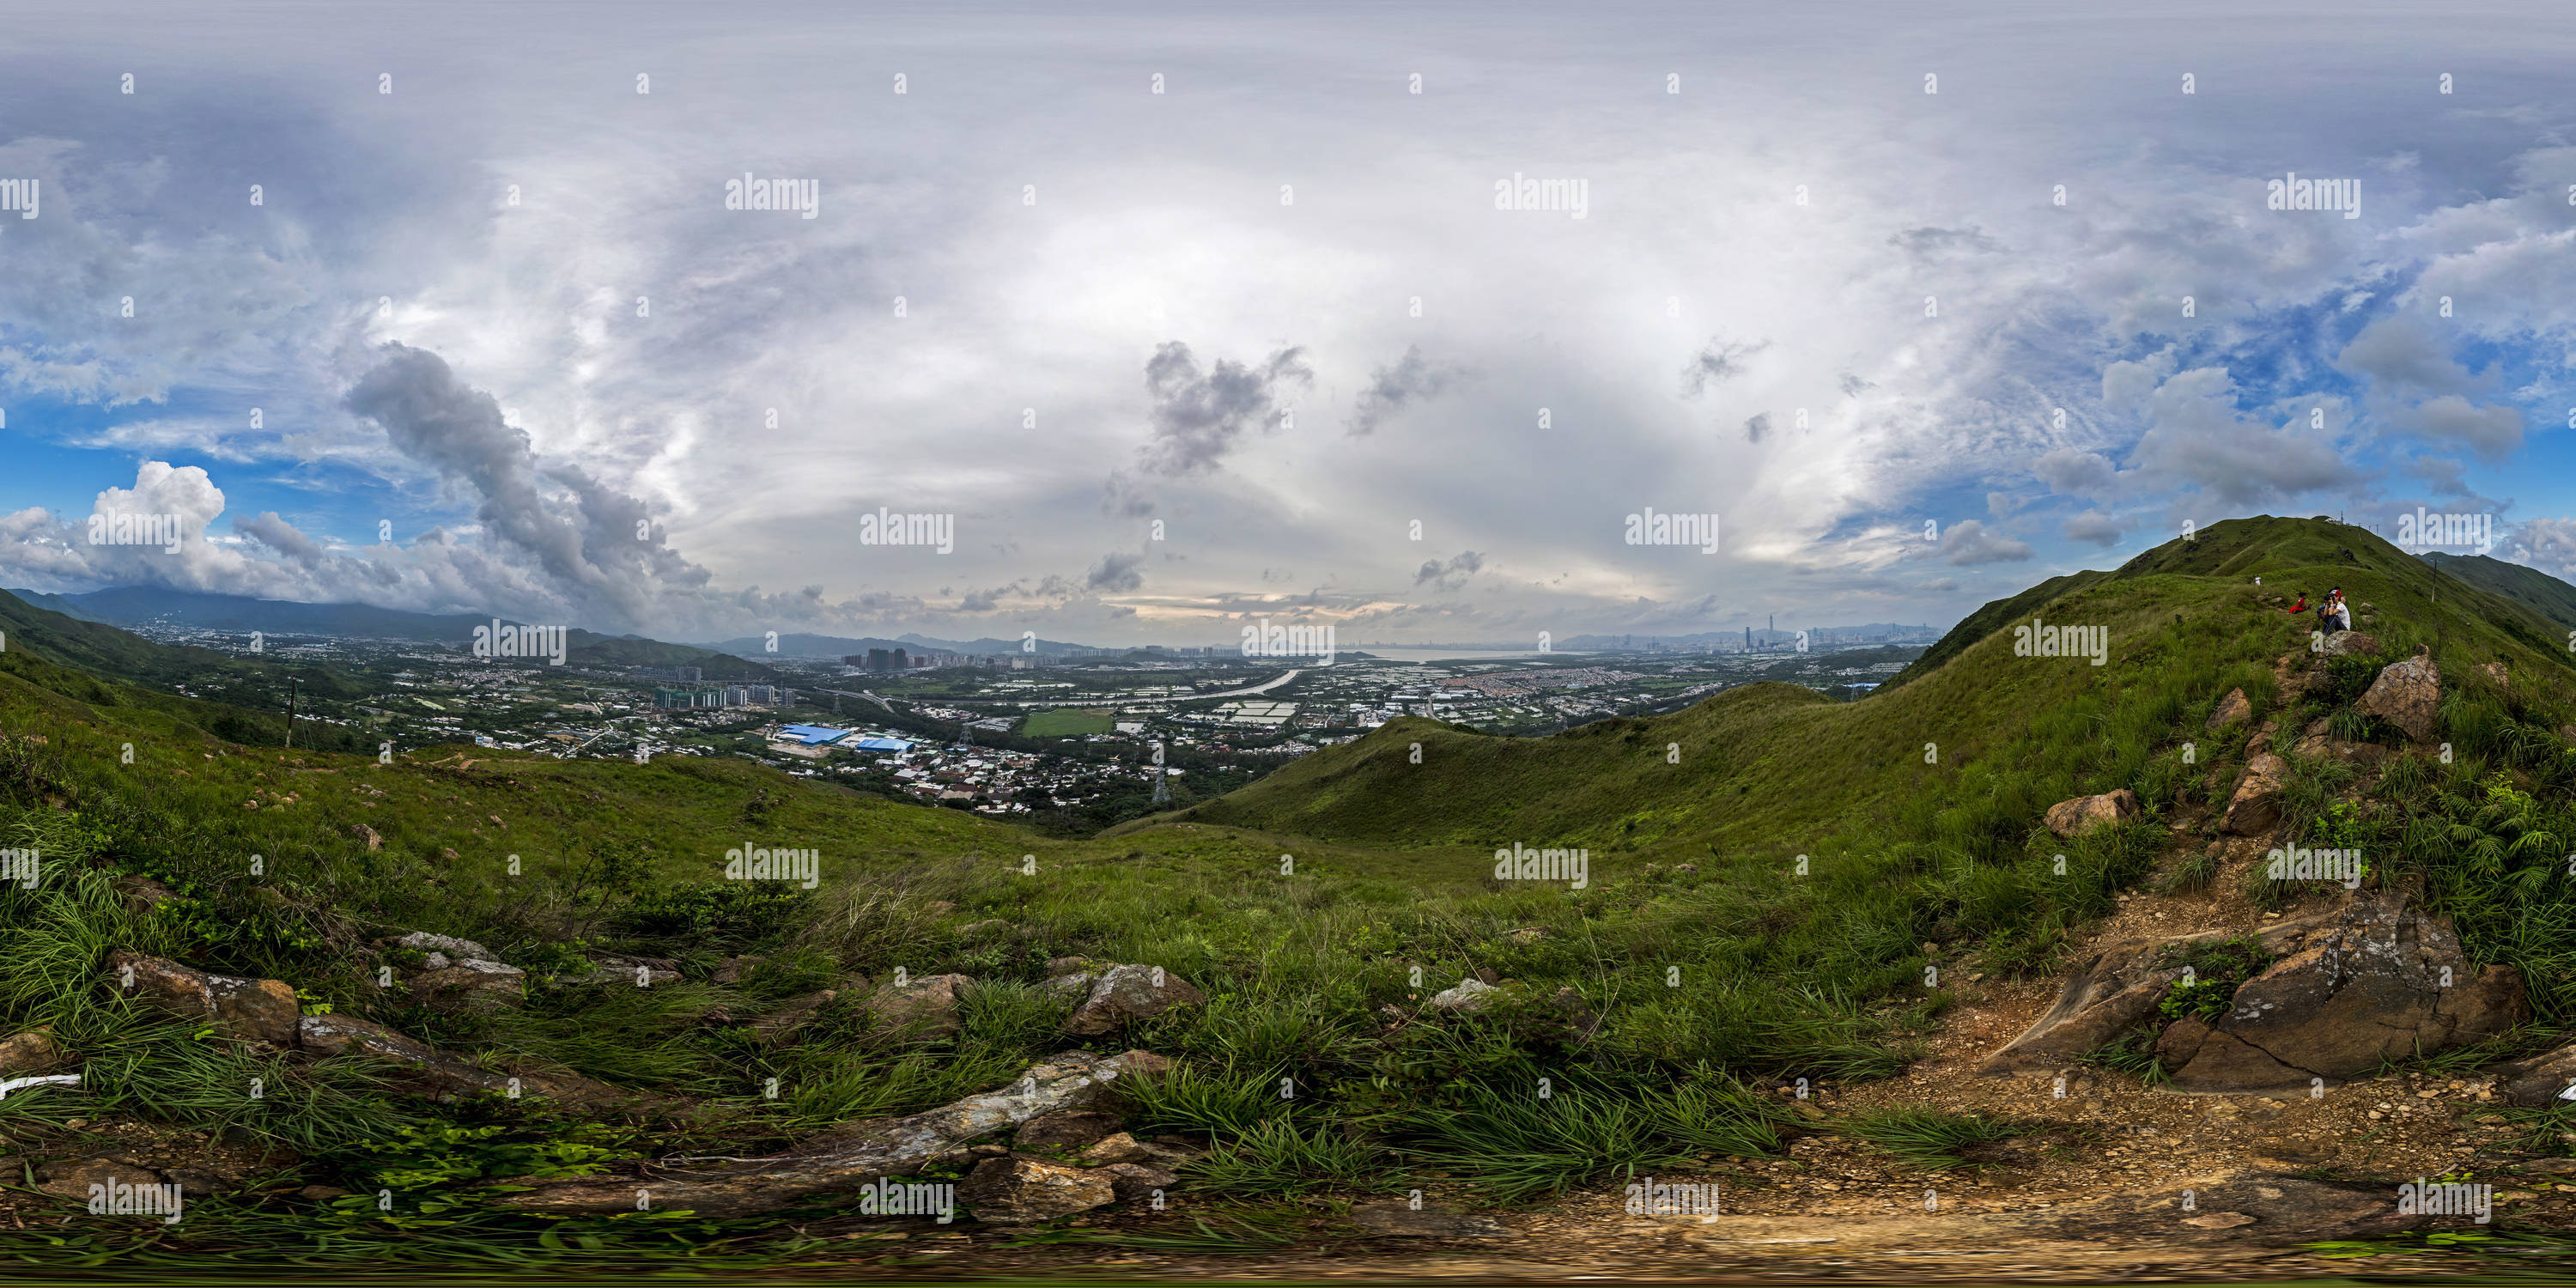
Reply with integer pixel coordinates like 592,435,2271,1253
283,677,300,750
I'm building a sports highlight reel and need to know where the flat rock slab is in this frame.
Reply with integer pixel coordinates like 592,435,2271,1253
491,1049,1154,1217
106,951,299,1047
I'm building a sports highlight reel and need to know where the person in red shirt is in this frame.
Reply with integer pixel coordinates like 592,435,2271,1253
2287,592,2307,614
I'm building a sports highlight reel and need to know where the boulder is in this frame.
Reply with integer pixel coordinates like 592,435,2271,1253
1014,1109,1124,1152
2490,1044,2576,1108
2478,661,2508,691
2357,653,2441,744
1429,978,1499,1012
2221,756,2289,835
2154,890,2529,1091
0,1026,68,1076
872,973,973,1037
393,930,498,961
1984,892,2524,1088
957,1154,1115,1224
354,824,382,853
2205,689,2252,732
112,875,179,914
1064,964,1206,1036
490,1049,1157,1217
106,951,300,1046
2044,789,2141,838
2321,631,2382,658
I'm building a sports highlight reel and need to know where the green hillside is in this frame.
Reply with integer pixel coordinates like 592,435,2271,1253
1167,517,2573,854
0,589,370,748
3,516,2574,1271
2425,550,2576,635
568,629,783,681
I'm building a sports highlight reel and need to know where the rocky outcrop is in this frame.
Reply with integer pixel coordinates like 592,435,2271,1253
2321,631,2381,658
2221,756,2288,835
2205,689,2251,732
2044,789,2140,838
1064,964,1206,1036
490,1049,1159,1216
1984,891,2526,1090
106,951,300,1047
957,1154,1115,1224
2357,650,2441,744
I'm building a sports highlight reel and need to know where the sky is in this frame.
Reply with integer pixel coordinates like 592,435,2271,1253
1,0,2573,647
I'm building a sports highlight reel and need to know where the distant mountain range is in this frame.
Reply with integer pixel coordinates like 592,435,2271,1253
3,587,779,681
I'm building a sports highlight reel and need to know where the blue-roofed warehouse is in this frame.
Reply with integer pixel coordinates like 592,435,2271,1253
776,724,855,746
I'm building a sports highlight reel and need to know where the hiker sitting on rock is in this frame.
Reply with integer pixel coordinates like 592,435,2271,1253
2322,588,2352,633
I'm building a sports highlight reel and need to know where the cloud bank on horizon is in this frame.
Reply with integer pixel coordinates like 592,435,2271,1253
0,1,2571,643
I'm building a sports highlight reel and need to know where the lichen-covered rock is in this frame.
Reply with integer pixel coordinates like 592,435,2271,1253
1015,1109,1123,1152
2321,631,2381,658
106,951,300,1046
489,1049,1155,1217
2156,893,2526,1091
1429,978,1499,1012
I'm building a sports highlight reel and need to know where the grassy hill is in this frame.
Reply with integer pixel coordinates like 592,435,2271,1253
3,515,2573,1270
565,629,782,681
2425,551,2576,635
0,589,373,748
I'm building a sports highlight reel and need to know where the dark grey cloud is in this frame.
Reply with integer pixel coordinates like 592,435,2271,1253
1744,411,1771,443
1138,341,1312,476
1413,550,1484,591
1086,550,1146,592
1347,344,1467,436
1680,337,1768,398
343,343,711,626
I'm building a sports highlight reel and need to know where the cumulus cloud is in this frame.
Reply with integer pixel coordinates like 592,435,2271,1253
1137,342,1312,476
1936,519,2033,566
2034,448,2118,498
2119,367,2360,507
2399,394,2524,461
2506,517,2576,583
1346,344,1467,436
2063,511,2125,546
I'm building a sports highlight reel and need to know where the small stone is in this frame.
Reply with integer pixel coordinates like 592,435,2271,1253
2182,1211,2255,1230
